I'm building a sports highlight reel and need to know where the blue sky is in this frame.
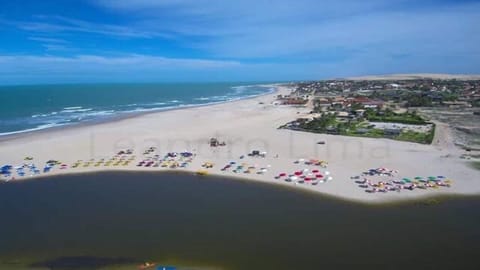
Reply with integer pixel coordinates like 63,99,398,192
0,0,479,84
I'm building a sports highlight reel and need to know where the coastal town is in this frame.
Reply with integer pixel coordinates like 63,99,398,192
276,78,480,146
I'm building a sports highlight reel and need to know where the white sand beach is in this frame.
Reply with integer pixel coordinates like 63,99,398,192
0,85,479,203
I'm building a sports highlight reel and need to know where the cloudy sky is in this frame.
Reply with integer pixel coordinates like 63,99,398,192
0,0,479,84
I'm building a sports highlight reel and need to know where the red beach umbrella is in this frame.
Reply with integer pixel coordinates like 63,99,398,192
279,173,287,177
316,174,324,178
312,169,319,173
294,171,303,176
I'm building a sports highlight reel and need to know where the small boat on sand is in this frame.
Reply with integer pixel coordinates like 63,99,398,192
138,262,156,270
196,170,209,176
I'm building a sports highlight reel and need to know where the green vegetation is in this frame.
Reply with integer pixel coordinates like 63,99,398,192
301,113,336,131
396,130,428,143
345,128,385,138
470,161,480,171
396,124,435,144
364,108,428,125
290,110,434,144
441,92,459,102
405,94,433,107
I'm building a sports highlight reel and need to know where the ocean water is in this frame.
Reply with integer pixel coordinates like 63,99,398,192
0,83,274,135
0,172,479,270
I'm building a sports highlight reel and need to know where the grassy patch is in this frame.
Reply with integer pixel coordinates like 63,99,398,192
365,109,428,125
396,130,428,144
286,111,434,144
470,161,480,170
367,115,428,125
395,123,435,144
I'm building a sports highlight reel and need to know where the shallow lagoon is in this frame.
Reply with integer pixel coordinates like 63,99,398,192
0,171,479,270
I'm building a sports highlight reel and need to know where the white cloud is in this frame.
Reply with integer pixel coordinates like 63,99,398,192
91,0,480,61
28,36,68,43
14,15,171,38
0,54,240,68
0,54,243,84
2,0,479,83
1,50,478,85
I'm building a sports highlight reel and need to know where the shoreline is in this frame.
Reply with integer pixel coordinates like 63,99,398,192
0,83,279,142
1,84,479,204
4,168,479,207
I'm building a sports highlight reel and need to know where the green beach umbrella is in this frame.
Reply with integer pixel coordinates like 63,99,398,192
415,176,427,182
402,178,412,183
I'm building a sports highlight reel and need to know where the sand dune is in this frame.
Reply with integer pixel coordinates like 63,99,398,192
346,73,480,81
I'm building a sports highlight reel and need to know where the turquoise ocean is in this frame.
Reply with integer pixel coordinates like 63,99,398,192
0,83,275,135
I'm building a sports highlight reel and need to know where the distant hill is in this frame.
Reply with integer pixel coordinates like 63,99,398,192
344,73,480,81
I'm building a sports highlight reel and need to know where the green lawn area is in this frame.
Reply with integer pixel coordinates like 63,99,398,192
470,161,480,171
291,111,434,144
366,115,428,125
396,130,429,144
344,128,384,138
365,109,428,125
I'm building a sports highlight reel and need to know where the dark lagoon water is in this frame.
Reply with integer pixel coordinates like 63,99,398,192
0,172,479,270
